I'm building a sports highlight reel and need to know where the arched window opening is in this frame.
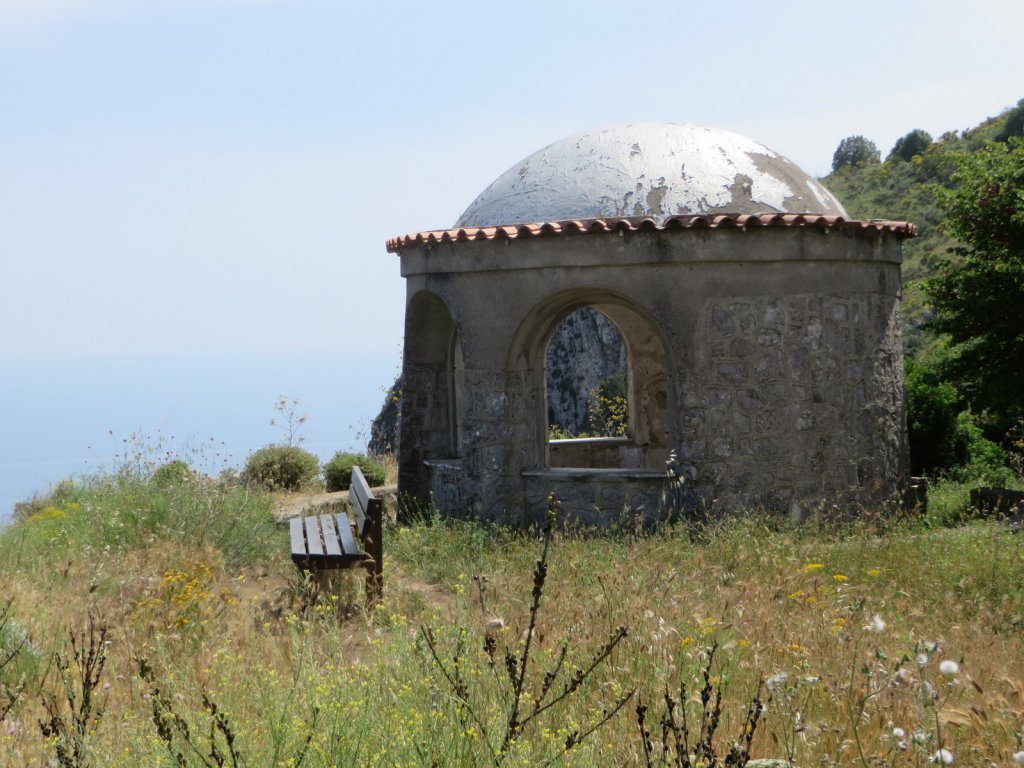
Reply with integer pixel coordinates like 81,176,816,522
544,304,671,470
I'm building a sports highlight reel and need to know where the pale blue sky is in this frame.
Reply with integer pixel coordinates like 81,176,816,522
1,0,1023,513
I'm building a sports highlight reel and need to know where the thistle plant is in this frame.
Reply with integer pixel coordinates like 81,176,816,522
421,494,635,765
38,614,110,768
635,643,763,768
0,598,27,722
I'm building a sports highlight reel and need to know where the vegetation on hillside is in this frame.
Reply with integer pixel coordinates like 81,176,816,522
823,98,1024,478
2,460,1024,766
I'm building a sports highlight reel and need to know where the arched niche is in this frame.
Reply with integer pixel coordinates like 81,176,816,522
399,290,463,498
510,289,673,471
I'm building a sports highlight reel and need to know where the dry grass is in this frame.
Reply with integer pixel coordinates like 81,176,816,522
1,478,1023,766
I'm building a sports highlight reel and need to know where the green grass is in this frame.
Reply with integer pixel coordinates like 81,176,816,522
2,468,1023,766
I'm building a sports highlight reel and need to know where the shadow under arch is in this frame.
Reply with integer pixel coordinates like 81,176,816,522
399,290,464,499
508,288,674,471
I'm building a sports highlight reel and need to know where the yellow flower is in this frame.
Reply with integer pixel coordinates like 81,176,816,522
803,563,825,573
832,574,848,582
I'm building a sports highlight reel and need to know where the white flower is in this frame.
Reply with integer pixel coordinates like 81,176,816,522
930,747,954,764
917,653,929,667
765,672,789,690
938,660,960,676
1011,751,1024,764
867,614,886,632
891,726,906,739
912,730,927,744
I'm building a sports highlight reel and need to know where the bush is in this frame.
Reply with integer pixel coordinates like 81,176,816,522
152,459,196,487
323,452,387,492
952,411,1014,486
241,445,320,491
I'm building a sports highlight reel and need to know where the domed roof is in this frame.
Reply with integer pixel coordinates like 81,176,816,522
455,123,848,227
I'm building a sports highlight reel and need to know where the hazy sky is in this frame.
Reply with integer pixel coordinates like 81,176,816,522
2,0,1023,365
1,0,1023,515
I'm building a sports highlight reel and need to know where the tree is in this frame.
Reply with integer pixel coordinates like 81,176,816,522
831,135,880,172
926,136,1024,433
888,128,933,162
996,98,1024,142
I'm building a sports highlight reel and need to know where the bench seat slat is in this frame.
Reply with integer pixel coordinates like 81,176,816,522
320,513,343,558
289,517,306,563
304,515,324,557
335,512,363,557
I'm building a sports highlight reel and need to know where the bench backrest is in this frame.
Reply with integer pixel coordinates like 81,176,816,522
349,465,383,599
349,465,381,537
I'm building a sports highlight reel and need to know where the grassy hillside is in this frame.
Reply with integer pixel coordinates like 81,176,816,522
820,101,1022,353
2,466,1023,766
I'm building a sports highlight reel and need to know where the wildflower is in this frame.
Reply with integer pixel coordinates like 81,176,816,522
832,574,848,582
1011,751,1024,764
866,568,881,577
916,653,929,667
803,563,825,573
930,747,954,764
867,614,886,632
765,672,789,690
891,726,905,739
938,660,960,676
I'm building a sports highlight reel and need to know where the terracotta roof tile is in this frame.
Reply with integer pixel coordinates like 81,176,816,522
385,214,916,253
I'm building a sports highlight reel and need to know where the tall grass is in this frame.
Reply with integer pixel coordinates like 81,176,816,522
2,469,1023,766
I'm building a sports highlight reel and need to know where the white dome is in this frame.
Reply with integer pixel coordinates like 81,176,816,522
456,123,848,227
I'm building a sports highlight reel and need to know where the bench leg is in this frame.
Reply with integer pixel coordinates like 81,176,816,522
364,563,382,605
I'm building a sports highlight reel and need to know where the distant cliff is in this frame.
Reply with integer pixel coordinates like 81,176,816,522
545,308,625,435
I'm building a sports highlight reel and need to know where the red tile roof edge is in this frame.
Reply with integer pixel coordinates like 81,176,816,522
385,214,916,253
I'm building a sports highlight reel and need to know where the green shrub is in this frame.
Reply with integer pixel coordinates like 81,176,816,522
323,452,387,492
952,411,1014,486
241,445,320,491
152,459,196,487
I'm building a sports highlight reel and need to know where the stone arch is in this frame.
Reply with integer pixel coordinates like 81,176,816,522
508,288,673,471
399,290,463,497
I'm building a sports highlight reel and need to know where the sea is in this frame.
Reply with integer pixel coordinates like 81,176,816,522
0,354,398,525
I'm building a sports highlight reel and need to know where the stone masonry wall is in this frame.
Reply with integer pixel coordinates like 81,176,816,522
678,292,906,512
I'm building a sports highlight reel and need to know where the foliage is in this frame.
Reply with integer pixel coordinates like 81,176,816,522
831,135,880,172
926,136,1024,434
995,98,1024,142
241,444,320,492
949,411,1013,486
888,128,933,162
2,464,279,570
586,373,628,437
152,459,196,487
822,103,1023,352
904,356,963,475
323,451,387,492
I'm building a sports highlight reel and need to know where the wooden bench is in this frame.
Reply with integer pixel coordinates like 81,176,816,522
289,466,383,603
